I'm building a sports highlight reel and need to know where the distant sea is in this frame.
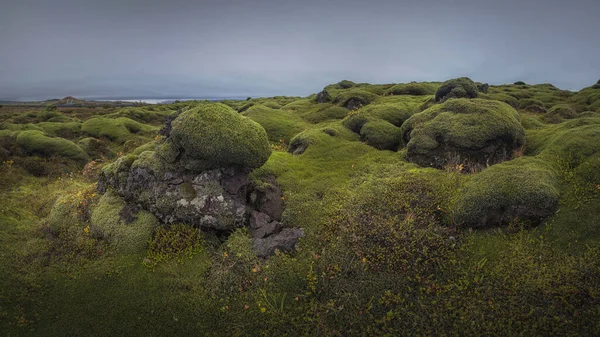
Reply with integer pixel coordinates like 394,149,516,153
101,97,248,104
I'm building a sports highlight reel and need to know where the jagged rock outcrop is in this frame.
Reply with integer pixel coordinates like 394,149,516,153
98,102,303,256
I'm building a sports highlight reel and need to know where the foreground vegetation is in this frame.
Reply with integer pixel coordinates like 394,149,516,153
1,79,600,336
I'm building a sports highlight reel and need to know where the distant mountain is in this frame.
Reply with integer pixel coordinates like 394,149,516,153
55,96,85,105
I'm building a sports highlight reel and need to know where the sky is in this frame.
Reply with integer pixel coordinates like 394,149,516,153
1,0,599,101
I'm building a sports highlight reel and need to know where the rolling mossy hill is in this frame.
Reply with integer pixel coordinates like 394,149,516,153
2,78,600,336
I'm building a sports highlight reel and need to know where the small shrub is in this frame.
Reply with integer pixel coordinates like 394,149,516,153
514,81,527,85
146,223,204,265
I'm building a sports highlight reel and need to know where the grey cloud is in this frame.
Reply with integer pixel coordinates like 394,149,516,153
1,0,599,100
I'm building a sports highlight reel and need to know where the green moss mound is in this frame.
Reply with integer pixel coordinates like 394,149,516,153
453,157,559,228
242,104,308,143
77,137,116,159
360,120,402,151
16,130,88,162
527,117,600,166
518,98,546,113
91,190,157,253
333,89,378,110
164,102,271,170
81,117,154,144
401,98,525,169
301,106,349,123
435,77,479,102
542,104,577,124
385,82,438,96
37,121,82,139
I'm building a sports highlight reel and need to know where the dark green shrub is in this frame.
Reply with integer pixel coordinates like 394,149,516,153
435,77,478,102
514,81,526,85
477,82,489,93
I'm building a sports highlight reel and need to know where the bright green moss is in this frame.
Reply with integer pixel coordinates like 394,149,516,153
518,98,546,111
91,190,158,253
168,103,271,170
16,130,88,162
242,104,309,142
452,157,559,227
359,120,402,151
435,77,479,102
81,117,155,144
401,99,525,161
385,82,438,96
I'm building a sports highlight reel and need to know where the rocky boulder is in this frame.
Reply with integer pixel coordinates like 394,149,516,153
98,103,303,257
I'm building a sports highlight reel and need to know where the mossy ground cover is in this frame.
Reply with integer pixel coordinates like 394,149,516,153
1,81,600,335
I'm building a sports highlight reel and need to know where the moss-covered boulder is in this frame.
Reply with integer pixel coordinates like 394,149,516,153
401,98,525,169
435,77,479,102
334,89,378,110
16,130,88,162
360,120,402,151
453,158,559,228
160,103,271,171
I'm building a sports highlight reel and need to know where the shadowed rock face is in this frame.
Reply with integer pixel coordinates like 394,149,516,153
98,103,303,257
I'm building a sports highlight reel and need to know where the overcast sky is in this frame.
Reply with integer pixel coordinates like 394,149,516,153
1,0,599,101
